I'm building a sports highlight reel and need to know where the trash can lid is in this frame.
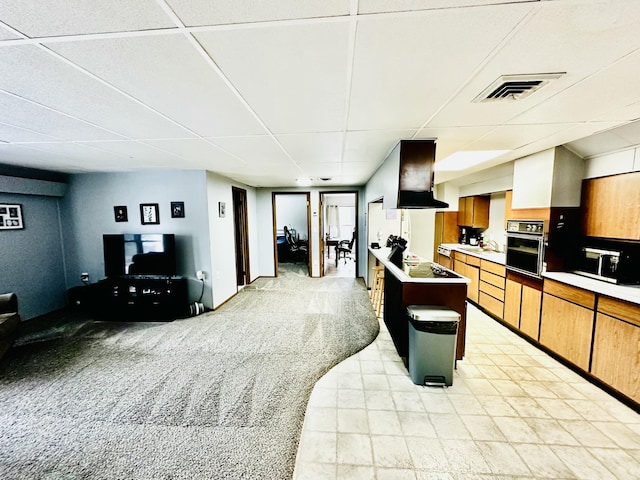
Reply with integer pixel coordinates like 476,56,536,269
406,305,460,322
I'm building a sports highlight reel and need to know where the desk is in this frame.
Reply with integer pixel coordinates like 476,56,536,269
325,239,339,257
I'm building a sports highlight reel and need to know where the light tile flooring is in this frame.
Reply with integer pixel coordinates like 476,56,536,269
293,303,640,479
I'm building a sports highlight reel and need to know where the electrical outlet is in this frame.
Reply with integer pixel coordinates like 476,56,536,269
196,270,205,280
81,272,89,282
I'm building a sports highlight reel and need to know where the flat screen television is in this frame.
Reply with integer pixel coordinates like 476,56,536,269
104,234,177,277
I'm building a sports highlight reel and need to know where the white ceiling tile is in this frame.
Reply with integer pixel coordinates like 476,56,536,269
166,0,350,27
466,123,580,151
359,0,534,14
0,143,95,172
348,4,533,130
210,136,295,168
0,91,124,141
49,35,267,137
77,140,186,167
0,24,21,40
276,133,343,164
431,1,640,128
196,22,349,133
0,0,175,37
0,122,61,142
343,130,416,165
0,44,193,139
143,138,244,172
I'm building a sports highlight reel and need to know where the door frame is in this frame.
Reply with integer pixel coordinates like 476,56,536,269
272,192,311,276
232,186,250,288
319,190,359,277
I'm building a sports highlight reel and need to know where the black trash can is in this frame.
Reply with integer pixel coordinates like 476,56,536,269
407,305,460,386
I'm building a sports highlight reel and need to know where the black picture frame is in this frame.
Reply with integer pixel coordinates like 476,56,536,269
0,203,24,230
218,201,226,218
171,201,185,218
140,203,160,225
114,205,128,222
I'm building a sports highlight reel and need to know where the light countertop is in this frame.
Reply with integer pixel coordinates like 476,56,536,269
440,243,506,265
369,247,470,285
543,271,640,306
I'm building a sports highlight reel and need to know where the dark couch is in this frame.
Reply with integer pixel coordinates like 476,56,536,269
0,293,20,360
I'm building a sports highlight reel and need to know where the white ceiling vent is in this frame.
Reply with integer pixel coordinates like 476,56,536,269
473,73,565,102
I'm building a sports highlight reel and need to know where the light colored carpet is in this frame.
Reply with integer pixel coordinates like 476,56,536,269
0,265,379,479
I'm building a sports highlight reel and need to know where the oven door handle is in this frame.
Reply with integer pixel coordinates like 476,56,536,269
506,232,544,242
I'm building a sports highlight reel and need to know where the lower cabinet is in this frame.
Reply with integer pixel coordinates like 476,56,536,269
591,297,640,403
539,280,596,372
520,285,542,340
503,278,522,328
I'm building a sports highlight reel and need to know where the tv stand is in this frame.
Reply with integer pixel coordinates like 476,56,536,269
97,276,189,320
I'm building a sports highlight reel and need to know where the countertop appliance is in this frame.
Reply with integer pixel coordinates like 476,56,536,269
573,246,640,285
505,220,545,278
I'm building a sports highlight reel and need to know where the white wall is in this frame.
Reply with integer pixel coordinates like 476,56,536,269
485,192,507,249
206,172,259,309
584,146,640,178
405,209,436,261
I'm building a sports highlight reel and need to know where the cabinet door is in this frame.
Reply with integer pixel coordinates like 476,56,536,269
519,285,542,340
469,196,490,229
504,279,522,328
581,171,640,240
591,313,640,403
539,293,594,371
467,265,479,303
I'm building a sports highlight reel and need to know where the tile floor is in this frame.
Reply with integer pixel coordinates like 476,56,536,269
293,303,640,479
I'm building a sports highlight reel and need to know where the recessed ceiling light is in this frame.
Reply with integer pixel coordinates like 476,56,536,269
435,150,510,171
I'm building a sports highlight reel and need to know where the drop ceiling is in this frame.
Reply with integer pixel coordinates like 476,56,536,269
0,0,639,187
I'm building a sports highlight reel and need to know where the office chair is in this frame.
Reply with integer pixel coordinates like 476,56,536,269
336,229,356,266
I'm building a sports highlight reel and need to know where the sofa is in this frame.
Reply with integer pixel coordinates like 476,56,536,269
0,293,20,360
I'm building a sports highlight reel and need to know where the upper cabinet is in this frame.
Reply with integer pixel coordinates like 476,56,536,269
457,195,489,228
511,146,584,210
581,171,640,240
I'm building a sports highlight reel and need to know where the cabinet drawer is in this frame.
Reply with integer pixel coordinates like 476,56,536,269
480,270,505,289
479,291,504,318
543,279,595,310
481,259,506,277
453,251,467,263
479,281,504,302
597,296,640,327
466,255,481,267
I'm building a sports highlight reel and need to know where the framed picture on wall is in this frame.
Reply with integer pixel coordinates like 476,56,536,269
171,201,185,218
0,204,24,230
140,203,160,225
114,205,128,222
218,202,226,218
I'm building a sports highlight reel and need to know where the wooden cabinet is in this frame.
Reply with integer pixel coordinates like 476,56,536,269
520,285,542,340
503,272,543,337
591,297,640,403
457,195,489,228
433,211,459,259
581,171,640,240
453,252,479,303
478,259,505,318
539,280,596,371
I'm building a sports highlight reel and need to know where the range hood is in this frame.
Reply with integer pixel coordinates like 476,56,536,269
384,139,449,209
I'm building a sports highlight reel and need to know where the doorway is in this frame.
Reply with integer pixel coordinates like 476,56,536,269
232,187,250,288
320,191,358,278
273,192,311,276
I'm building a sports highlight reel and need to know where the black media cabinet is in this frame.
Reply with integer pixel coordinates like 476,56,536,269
70,276,189,321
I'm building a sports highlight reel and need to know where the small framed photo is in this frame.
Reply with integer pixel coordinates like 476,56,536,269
171,201,185,218
140,203,160,225
114,205,128,222
218,201,226,218
0,204,24,230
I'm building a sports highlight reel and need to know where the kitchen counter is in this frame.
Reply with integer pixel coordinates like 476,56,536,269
441,243,506,265
543,271,640,306
369,247,470,284
369,247,469,362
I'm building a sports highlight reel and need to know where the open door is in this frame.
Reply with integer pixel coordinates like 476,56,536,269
320,191,358,278
232,187,250,287
273,192,311,276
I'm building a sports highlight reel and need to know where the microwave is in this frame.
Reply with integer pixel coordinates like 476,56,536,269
573,247,639,285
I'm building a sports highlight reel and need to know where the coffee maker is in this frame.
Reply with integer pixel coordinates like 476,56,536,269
459,228,468,244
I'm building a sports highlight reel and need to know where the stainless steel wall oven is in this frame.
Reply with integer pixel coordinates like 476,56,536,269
505,220,545,278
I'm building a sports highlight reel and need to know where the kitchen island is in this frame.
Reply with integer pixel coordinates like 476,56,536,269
369,247,470,362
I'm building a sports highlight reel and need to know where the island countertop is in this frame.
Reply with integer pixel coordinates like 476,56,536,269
369,247,470,285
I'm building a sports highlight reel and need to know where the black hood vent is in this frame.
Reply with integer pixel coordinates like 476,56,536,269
396,139,449,209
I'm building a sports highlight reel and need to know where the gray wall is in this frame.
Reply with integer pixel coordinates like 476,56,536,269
60,170,214,307
0,189,67,320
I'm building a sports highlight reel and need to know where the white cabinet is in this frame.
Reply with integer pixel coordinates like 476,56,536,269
511,146,584,209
